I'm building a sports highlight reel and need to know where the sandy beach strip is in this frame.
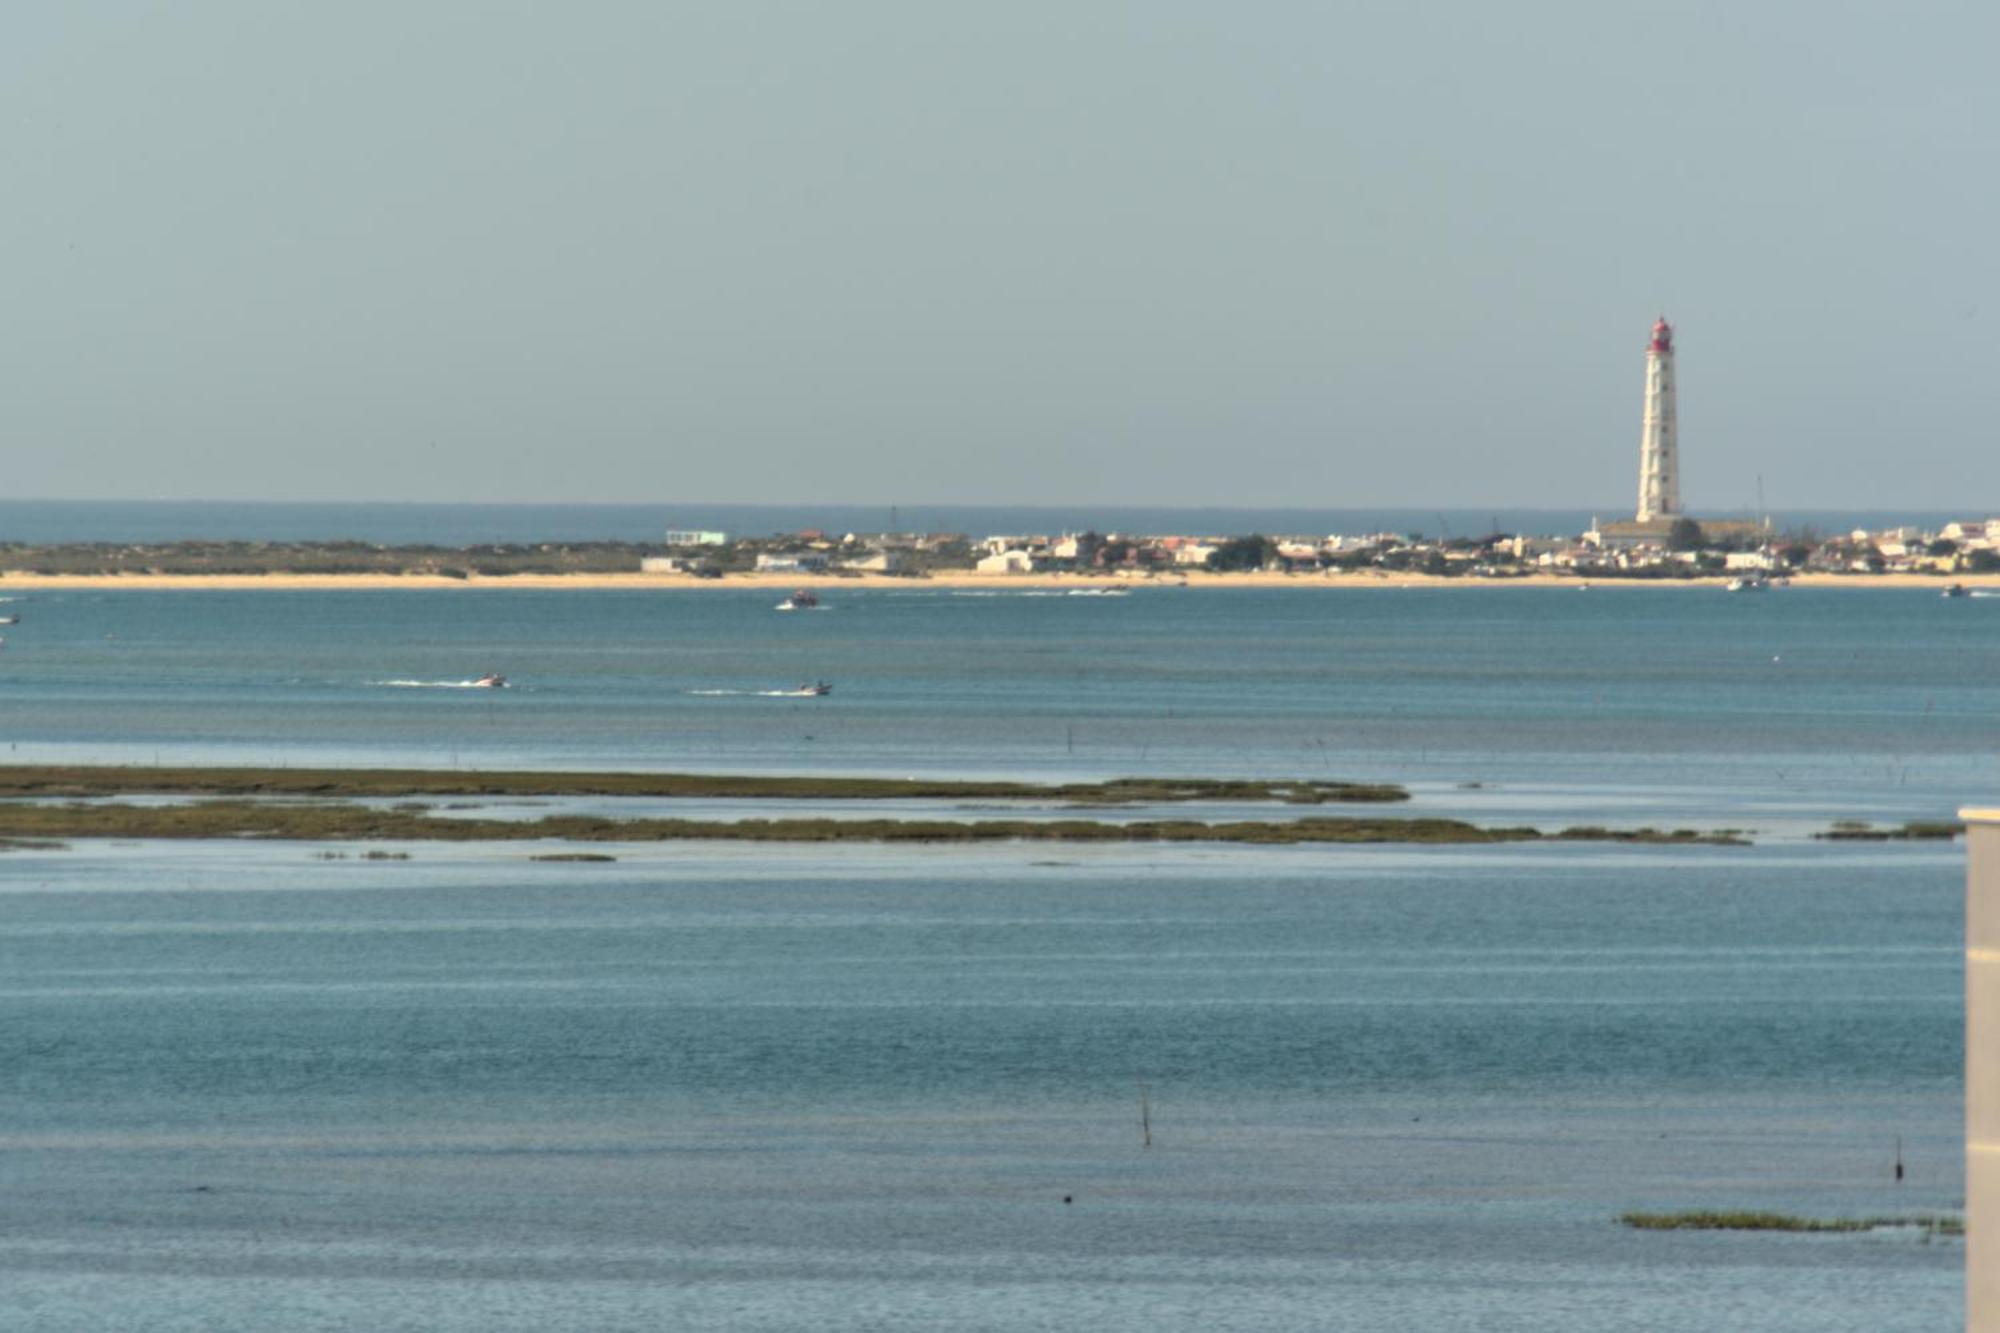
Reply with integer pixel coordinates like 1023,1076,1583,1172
0,568,1995,592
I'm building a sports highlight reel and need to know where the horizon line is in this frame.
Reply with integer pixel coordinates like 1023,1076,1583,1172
1,497,1977,515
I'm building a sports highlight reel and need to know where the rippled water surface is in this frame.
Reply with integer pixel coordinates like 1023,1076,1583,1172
0,585,1986,1328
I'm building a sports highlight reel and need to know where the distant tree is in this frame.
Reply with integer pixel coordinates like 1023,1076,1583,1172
1778,543,1813,567
1207,535,1279,572
1666,517,1705,552
1965,549,2000,573
1929,538,1959,557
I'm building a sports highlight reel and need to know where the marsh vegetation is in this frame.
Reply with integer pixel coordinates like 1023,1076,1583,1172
0,798,1750,849
1621,1210,1962,1237
0,765,1406,806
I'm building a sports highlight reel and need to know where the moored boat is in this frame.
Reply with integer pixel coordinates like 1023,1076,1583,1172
776,589,821,611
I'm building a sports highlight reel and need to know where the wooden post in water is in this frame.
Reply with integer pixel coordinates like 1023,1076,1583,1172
1138,1081,1152,1150
1964,807,2000,1331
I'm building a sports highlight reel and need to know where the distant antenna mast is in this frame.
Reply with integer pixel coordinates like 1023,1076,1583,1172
890,504,899,533
1756,475,1770,533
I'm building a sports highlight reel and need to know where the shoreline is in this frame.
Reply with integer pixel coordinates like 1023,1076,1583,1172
1,569,1995,591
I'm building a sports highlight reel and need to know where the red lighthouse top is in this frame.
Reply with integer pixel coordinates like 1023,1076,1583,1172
1649,316,1673,353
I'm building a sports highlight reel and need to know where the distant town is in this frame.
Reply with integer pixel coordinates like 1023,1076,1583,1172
642,515,2000,580
13,320,1984,585
5,515,1999,580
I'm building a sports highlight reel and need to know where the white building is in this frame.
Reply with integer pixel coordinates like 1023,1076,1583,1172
755,552,828,573
840,550,909,574
1173,543,1220,567
975,550,1036,575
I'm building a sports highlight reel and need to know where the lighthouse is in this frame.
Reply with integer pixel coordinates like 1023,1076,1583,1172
1635,316,1679,522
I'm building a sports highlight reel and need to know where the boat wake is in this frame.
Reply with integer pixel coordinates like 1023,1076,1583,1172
950,589,1128,598
689,688,831,698
375,679,509,690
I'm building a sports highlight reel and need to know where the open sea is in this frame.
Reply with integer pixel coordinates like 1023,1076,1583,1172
0,575,1991,1329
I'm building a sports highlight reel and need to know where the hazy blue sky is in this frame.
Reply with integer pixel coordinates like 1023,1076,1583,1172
4,2,1994,509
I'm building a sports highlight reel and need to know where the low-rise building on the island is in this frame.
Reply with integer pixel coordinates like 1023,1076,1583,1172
839,549,911,574
1172,542,1220,567
1723,551,1777,572
755,552,829,574
976,549,1037,575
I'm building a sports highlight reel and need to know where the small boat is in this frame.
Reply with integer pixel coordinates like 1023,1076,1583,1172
473,673,507,688
797,681,832,696
0,615,16,625
776,589,821,611
1726,576,1769,592
1943,583,1970,598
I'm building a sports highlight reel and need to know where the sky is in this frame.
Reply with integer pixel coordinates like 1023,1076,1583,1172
3,1,1995,510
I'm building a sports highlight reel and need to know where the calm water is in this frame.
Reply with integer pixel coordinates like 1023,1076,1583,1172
1,585,1995,813
0,585,1987,1328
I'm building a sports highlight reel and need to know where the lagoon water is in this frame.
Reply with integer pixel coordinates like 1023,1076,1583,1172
0,584,1990,1328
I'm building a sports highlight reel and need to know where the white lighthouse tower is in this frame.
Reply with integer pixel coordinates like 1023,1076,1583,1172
1635,316,1680,522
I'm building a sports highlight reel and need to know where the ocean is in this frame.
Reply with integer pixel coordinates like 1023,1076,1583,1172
0,498,1971,545
0,580,1987,1329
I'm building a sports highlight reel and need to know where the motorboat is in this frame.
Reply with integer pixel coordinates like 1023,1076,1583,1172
797,681,832,696
473,673,507,688
1726,576,1769,592
1944,583,1970,598
776,589,821,611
